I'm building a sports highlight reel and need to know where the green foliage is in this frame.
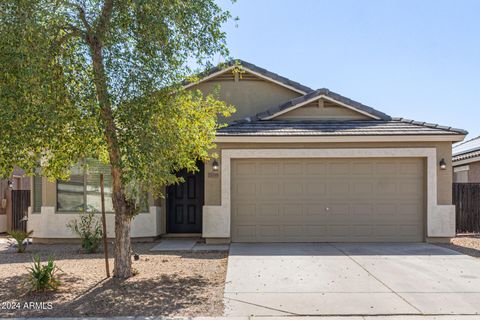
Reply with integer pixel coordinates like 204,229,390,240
27,256,61,292
0,0,234,277
67,211,103,253
0,0,234,198
7,230,33,253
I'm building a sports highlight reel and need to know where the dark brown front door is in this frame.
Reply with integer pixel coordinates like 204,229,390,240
167,163,204,233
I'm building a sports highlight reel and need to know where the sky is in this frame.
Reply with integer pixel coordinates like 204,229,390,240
217,0,480,139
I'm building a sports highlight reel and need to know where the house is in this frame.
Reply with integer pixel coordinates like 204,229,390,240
452,136,480,182
27,60,466,243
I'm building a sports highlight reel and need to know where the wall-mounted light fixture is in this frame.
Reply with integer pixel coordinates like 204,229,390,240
7,180,13,189
212,159,219,172
439,158,447,170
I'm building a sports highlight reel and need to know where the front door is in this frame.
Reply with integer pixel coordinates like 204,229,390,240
167,163,204,233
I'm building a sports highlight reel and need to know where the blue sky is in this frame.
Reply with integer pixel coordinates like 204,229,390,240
217,0,480,139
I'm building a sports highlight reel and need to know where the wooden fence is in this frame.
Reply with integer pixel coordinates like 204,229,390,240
453,183,480,234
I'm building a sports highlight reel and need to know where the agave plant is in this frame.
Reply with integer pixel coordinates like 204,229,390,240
27,256,61,292
7,230,33,253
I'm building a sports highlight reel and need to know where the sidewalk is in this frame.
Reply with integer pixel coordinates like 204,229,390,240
6,316,480,320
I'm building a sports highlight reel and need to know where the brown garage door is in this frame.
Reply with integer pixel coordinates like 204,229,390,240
231,158,425,242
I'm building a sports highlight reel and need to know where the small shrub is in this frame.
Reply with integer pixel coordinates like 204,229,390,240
7,230,33,253
67,211,103,253
27,256,61,292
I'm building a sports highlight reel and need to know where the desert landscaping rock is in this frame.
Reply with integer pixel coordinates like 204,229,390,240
0,242,227,317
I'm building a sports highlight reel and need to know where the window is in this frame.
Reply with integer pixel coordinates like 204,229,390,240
32,175,42,213
57,165,89,212
57,159,149,213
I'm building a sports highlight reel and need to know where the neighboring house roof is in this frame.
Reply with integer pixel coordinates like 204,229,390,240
217,119,467,136
184,59,314,94
453,136,480,162
254,88,391,121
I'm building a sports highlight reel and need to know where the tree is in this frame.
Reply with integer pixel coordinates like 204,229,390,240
0,0,234,278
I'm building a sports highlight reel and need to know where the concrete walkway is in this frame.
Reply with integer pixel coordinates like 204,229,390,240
149,239,229,252
224,243,480,317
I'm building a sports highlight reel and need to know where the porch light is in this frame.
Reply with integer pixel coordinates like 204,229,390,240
212,159,219,172
7,180,13,189
439,158,447,170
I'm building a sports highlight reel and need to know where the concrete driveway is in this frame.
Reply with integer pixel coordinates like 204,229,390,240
224,243,480,316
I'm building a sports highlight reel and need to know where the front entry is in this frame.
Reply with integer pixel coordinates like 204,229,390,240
167,162,204,233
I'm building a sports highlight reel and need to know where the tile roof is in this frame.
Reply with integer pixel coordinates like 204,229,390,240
453,136,480,162
453,150,480,162
255,88,392,121
185,59,468,139
217,120,467,136
185,59,314,94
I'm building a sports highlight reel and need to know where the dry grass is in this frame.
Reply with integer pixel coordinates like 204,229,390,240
0,240,227,317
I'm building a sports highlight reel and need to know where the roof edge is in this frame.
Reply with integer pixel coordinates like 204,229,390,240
183,59,314,94
391,117,468,135
255,88,392,121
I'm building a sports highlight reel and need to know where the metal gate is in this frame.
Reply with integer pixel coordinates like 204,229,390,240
11,190,30,232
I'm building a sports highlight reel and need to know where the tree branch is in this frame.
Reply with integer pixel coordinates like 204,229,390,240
65,2,92,35
50,28,81,52
96,0,114,41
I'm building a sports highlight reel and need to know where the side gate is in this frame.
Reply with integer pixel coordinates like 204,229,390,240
453,183,480,234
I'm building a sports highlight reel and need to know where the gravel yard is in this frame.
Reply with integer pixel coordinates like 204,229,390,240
438,235,480,258
0,239,227,318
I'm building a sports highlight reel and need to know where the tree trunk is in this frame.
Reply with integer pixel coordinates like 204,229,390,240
90,37,134,279
113,201,132,278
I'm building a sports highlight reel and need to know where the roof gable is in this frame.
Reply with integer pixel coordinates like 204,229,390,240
255,88,391,121
272,97,373,121
184,59,314,95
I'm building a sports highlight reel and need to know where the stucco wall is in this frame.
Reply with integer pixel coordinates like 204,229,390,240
453,161,480,183
468,161,480,182
28,176,165,240
0,215,6,233
275,100,371,121
205,141,454,207
193,79,301,122
28,206,163,240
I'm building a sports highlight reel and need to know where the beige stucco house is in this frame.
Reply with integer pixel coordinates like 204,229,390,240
28,60,467,243
452,136,480,182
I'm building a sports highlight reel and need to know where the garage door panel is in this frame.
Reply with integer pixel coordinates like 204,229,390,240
305,162,327,175
231,158,425,242
282,162,303,175
235,162,257,176
329,162,351,175
259,182,280,195
352,162,374,175
257,203,280,217
258,162,280,175
305,181,327,196
376,162,398,175
399,162,424,176
234,203,256,217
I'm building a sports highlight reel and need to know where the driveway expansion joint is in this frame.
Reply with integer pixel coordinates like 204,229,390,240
328,243,423,314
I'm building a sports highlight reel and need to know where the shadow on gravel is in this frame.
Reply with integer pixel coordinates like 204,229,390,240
0,273,217,318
